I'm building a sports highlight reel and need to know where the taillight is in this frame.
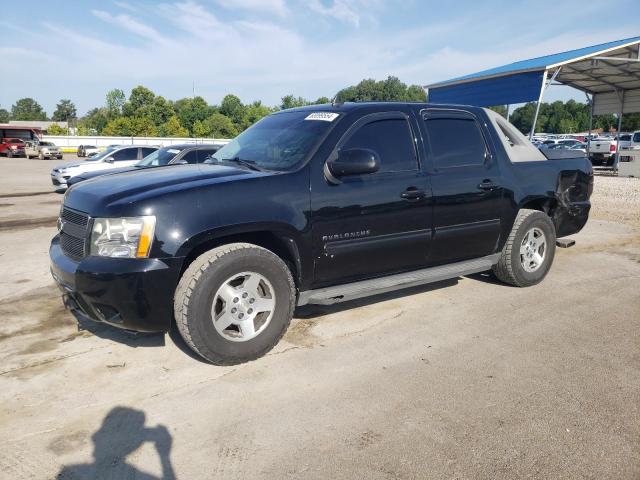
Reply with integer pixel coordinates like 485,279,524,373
610,144,616,152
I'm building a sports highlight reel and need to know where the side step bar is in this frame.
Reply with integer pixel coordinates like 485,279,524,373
297,254,501,306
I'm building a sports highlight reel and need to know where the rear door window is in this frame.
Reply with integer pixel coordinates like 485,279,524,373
423,114,487,168
198,148,219,163
112,147,138,161
141,147,156,158
180,150,199,164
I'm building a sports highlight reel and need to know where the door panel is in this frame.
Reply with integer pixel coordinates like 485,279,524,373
311,112,432,287
421,109,505,264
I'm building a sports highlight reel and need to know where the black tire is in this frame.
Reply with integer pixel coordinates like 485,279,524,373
493,209,556,287
174,243,295,365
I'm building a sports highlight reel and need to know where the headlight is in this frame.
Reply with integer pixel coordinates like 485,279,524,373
90,216,156,258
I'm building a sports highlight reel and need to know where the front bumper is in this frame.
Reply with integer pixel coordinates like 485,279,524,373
51,172,71,187
50,235,184,332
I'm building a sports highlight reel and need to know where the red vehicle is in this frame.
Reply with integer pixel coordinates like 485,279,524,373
0,125,42,157
0,138,26,157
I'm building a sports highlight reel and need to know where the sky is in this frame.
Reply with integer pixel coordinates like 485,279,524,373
1,0,639,116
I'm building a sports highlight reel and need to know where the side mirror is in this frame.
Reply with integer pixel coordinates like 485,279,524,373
174,159,188,165
327,148,380,178
105,156,114,163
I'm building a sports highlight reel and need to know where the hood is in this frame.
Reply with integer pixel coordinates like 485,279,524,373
64,163,268,214
55,159,104,170
76,166,136,180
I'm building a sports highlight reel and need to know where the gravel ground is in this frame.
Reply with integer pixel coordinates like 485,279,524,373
591,176,640,228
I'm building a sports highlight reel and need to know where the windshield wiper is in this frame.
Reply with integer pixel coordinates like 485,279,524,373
222,157,267,172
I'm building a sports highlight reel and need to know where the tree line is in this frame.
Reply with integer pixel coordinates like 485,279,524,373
2,77,639,137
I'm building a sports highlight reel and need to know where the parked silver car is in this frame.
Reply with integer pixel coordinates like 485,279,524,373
25,141,63,160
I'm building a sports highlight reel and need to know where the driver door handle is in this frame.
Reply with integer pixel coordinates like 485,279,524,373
401,187,426,200
477,179,498,191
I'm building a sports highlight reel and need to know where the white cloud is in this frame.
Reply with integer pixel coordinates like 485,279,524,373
212,0,289,16
308,0,381,27
112,1,138,12
92,10,167,44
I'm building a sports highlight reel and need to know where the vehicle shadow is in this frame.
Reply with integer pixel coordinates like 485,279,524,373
73,312,166,348
465,271,515,287
294,278,459,319
56,406,175,480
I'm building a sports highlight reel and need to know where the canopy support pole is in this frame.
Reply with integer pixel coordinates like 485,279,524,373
586,92,593,159
614,89,625,171
529,69,560,140
505,104,511,121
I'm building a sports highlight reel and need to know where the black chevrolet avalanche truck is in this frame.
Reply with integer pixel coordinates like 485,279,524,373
50,103,592,364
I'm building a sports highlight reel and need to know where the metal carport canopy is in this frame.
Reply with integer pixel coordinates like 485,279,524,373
424,36,640,116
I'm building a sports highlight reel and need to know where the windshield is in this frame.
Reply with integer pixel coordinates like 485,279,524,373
137,147,184,167
210,111,338,171
40,141,55,146
87,146,117,161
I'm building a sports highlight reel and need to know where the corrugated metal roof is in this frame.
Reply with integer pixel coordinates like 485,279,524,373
426,36,640,88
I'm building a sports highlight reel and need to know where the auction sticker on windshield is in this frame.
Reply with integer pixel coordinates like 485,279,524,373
305,112,339,122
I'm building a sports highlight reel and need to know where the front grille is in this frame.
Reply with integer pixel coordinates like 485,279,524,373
62,207,89,228
60,207,90,260
60,232,86,260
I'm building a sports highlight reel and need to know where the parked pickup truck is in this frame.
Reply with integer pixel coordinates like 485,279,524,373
50,103,592,364
589,134,632,166
0,138,26,157
25,140,63,160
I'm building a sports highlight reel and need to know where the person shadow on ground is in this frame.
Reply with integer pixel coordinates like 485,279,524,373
57,406,176,480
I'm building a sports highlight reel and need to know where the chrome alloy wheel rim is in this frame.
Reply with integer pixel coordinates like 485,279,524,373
520,227,547,273
211,272,276,342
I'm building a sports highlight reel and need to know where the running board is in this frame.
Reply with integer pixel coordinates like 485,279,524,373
297,254,501,306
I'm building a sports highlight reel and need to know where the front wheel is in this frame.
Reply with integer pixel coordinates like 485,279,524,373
493,209,556,287
174,243,296,365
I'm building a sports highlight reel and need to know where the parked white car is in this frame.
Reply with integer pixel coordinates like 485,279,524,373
77,145,100,157
51,145,158,189
25,140,63,160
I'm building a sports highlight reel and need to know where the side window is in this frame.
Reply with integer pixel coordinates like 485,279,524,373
141,147,156,158
424,116,487,168
112,148,137,161
198,148,218,163
342,118,417,173
633,132,640,143
181,150,199,164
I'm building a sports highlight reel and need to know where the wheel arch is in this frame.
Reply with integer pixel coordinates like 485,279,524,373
176,224,305,290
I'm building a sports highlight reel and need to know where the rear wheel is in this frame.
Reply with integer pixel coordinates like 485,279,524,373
174,243,295,365
493,209,556,287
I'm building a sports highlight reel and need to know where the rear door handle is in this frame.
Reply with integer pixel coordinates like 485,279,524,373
477,180,498,191
401,187,426,200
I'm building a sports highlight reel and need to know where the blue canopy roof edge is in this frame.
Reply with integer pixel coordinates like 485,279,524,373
425,35,640,89
427,71,545,107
